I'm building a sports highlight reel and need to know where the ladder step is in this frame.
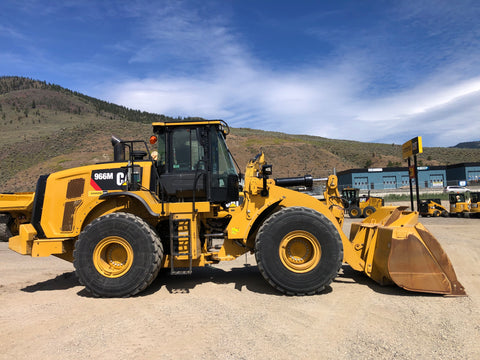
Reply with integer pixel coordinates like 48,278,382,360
169,216,193,275
171,252,190,256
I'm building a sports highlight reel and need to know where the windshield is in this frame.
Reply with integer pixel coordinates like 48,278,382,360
215,131,237,176
449,193,466,203
472,193,479,203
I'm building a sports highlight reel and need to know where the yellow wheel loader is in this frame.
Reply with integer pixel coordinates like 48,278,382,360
3,120,465,297
341,187,384,218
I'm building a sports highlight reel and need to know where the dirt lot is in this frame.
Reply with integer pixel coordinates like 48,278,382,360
1,215,479,360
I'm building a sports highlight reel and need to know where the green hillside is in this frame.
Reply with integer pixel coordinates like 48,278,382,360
1,76,479,192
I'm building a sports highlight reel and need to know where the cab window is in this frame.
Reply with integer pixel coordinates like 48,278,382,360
171,128,205,172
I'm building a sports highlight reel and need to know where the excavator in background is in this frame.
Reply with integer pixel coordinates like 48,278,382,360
341,187,384,218
419,198,449,217
1,120,466,297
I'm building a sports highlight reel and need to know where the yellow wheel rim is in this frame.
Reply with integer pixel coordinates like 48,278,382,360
351,209,359,217
365,209,373,216
93,236,134,278
279,230,321,273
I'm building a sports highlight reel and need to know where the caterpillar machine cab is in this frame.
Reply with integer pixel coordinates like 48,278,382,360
449,192,470,216
470,192,480,217
5,120,465,297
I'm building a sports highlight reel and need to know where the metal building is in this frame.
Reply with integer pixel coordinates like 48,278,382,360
446,162,480,186
337,165,448,190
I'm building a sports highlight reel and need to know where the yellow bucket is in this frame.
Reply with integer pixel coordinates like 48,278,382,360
349,207,466,296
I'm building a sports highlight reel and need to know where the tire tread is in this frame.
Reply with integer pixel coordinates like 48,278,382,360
73,212,163,297
255,206,343,296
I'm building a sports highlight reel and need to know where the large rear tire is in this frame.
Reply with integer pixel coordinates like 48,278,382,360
73,212,163,297
255,207,343,295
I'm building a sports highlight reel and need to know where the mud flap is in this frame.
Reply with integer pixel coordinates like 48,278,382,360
349,207,466,296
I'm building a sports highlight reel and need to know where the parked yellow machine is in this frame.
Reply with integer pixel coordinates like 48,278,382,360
419,198,449,217
2,120,466,297
449,192,470,216
469,192,480,217
0,193,35,242
341,187,384,218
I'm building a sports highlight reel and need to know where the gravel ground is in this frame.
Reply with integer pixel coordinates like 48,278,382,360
1,215,479,360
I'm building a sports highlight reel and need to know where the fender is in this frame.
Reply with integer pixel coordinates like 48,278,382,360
99,192,160,217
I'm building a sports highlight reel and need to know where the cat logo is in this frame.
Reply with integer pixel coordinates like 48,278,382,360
91,168,127,191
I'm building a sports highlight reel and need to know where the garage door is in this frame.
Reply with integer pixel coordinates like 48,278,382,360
353,176,369,190
468,170,480,183
429,174,444,188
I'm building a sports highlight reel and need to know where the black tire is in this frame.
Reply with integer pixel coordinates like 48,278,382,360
348,206,361,218
441,211,448,217
255,207,343,295
362,206,376,218
73,212,163,297
433,210,440,217
0,214,13,242
0,222,8,242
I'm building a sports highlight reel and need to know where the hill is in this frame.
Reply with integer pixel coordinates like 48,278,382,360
452,141,480,149
1,76,480,192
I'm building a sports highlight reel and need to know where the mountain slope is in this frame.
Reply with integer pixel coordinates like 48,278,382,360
1,76,480,192
452,141,480,149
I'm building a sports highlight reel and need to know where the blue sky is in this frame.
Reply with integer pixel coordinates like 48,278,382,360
1,0,480,147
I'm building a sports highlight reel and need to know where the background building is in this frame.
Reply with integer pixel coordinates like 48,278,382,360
337,162,480,190
446,163,480,186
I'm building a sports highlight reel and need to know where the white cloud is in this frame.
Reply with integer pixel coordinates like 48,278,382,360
0,24,25,40
101,1,480,147
349,75,480,145
105,60,480,147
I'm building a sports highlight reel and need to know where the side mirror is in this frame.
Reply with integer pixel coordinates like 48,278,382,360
262,164,273,176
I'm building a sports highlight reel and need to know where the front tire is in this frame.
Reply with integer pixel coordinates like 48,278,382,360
362,206,376,218
255,207,343,295
0,214,13,242
348,206,361,218
74,212,163,297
